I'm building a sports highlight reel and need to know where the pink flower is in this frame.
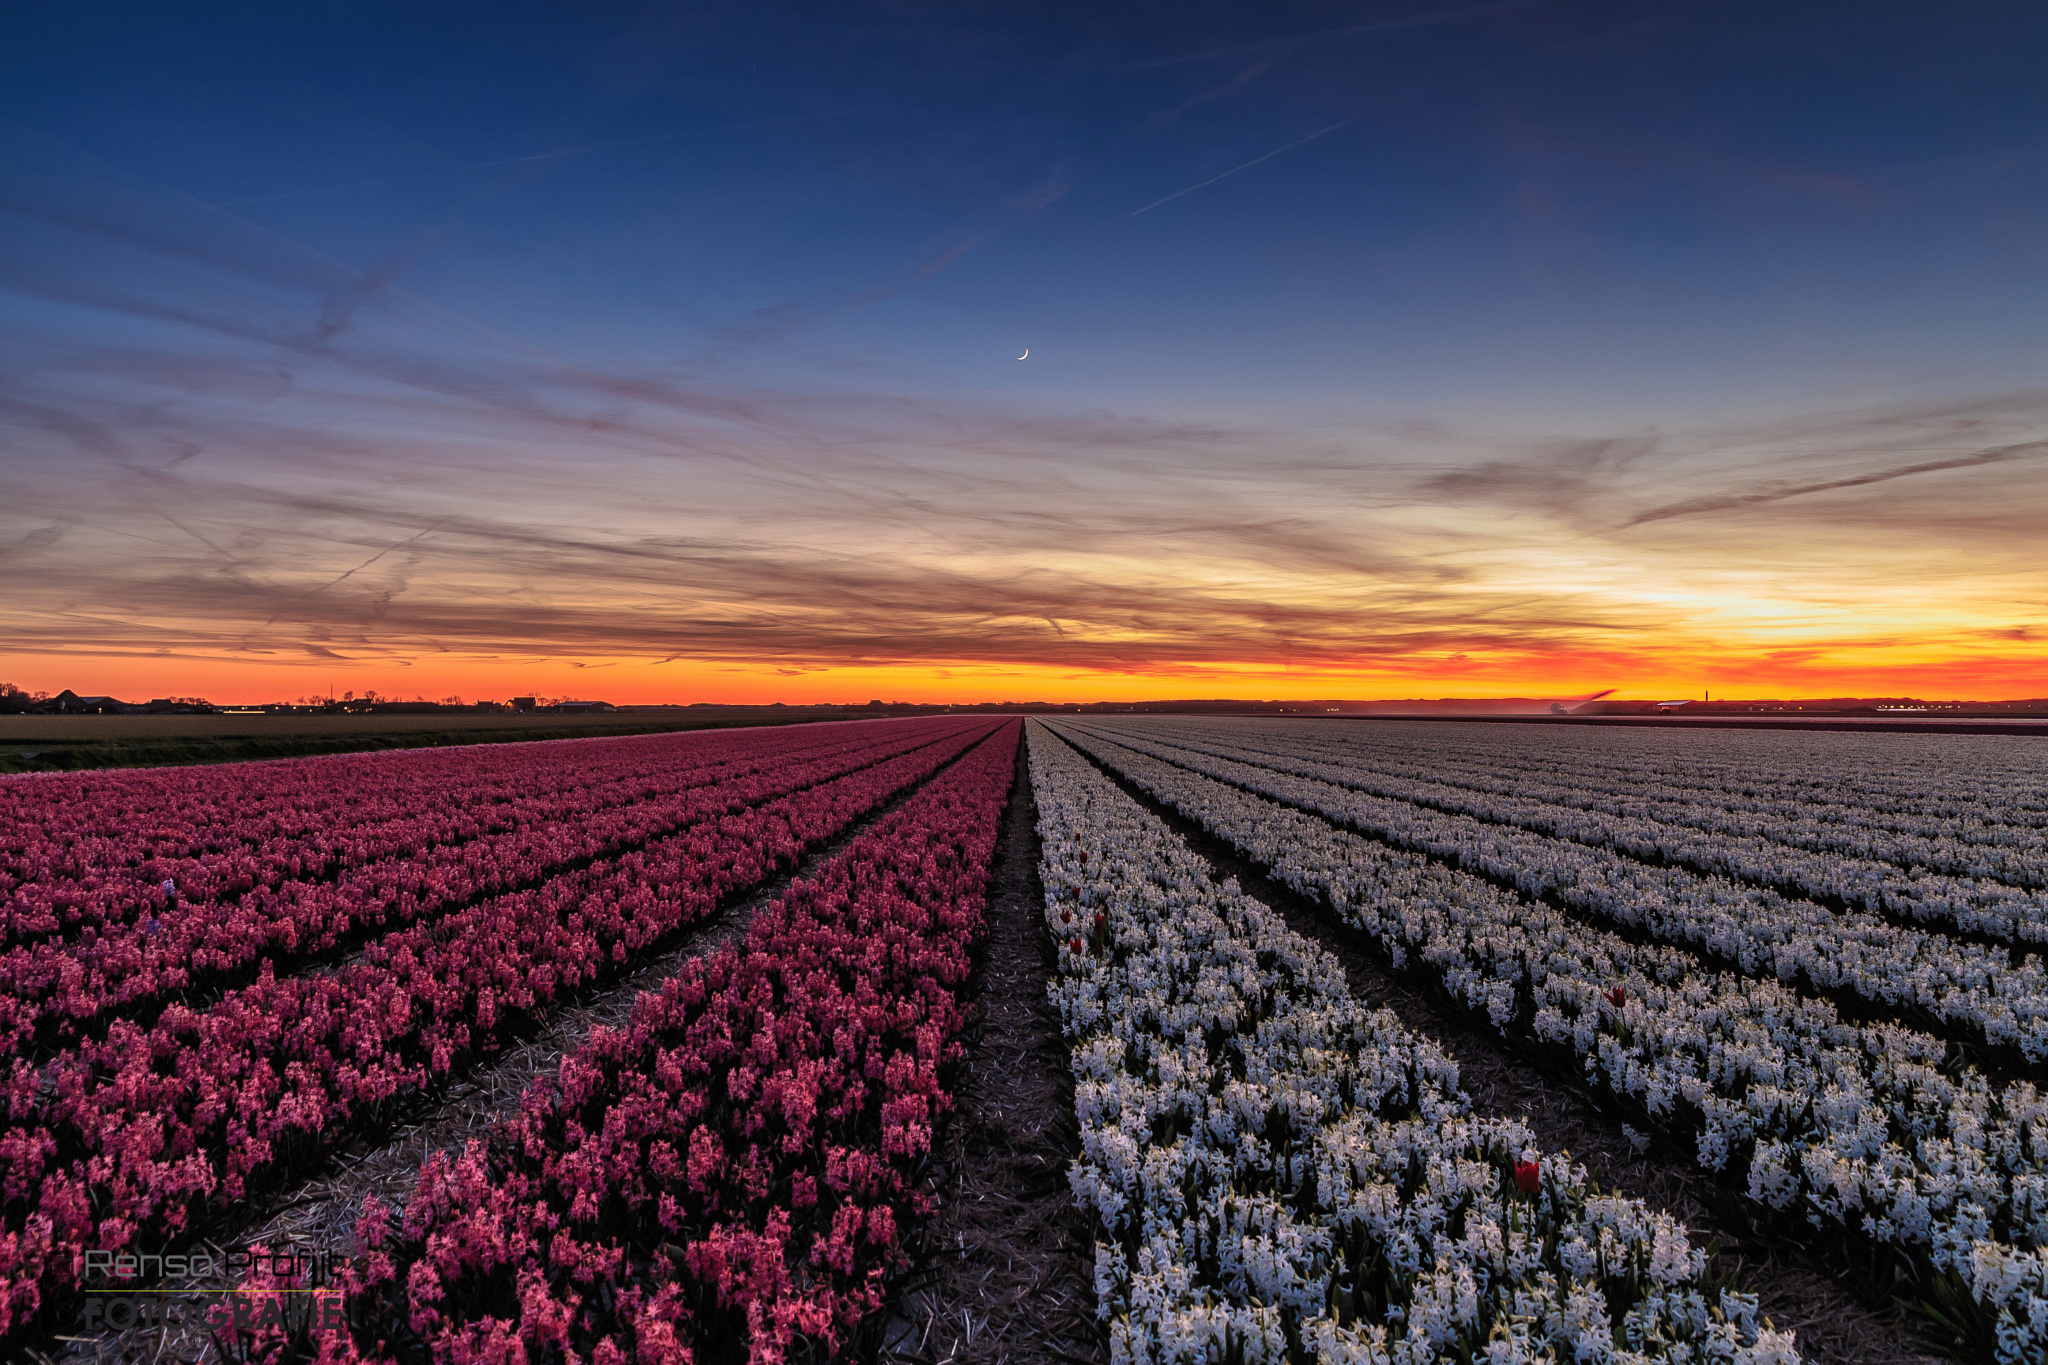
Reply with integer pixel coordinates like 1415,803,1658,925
5,718,1021,1357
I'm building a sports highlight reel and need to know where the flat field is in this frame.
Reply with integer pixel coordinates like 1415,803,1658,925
0,706,886,772
12,715,2044,1365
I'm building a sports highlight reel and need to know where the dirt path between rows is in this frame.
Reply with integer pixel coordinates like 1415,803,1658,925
867,732,1100,1365
1049,725,1944,1365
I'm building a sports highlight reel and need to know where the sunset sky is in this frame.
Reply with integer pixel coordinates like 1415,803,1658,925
3,2,2045,704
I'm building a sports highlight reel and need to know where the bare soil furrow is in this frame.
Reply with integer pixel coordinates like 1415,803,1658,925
867,733,1100,1365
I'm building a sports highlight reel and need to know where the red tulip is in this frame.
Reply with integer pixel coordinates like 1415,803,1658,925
1514,1160,1541,1194
1606,986,1627,1009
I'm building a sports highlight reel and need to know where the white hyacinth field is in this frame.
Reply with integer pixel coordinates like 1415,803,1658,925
1023,718,2048,1365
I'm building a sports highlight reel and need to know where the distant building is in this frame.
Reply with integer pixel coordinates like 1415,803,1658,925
511,697,537,713
49,691,129,714
548,700,614,713
1654,700,1692,711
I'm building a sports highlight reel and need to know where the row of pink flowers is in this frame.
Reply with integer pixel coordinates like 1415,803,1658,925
0,720,1000,1345
0,724,958,1063
0,722,906,950
248,721,1021,1365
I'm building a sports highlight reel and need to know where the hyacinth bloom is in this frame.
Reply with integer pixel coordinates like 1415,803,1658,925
1028,724,1794,1364
1051,716,2048,1362
293,723,1021,1364
0,721,968,1065
0,719,1001,1345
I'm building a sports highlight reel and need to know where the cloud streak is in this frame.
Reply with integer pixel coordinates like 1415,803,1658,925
3,123,2045,695
1623,441,2048,526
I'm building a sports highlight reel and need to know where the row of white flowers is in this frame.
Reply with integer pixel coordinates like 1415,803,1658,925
1346,730,2048,882
1079,721,2048,1065
1129,718,2048,947
1281,719,2048,849
1026,723,1794,1365
1045,723,2048,1365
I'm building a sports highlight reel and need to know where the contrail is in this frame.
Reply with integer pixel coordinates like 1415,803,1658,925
1129,118,1356,217
1121,0,1540,71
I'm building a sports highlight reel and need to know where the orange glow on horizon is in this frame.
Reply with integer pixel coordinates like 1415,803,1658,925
5,644,2041,707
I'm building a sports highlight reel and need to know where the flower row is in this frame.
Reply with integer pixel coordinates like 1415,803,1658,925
1131,719,2048,948
1188,719,2048,898
1028,724,1793,1365
1307,719,2048,845
1049,724,2048,1363
265,720,1020,1365
0,723,960,1062
0,721,913,951
1078,724,2048,1065
1379,730,2048,887
0,728,688,936
0,720,998,1344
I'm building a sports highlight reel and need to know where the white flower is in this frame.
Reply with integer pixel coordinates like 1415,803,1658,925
1028,723,1791,1365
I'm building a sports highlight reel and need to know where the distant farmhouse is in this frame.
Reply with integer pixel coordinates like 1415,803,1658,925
12,690,217,715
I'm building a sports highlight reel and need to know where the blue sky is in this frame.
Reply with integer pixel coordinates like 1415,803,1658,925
4,3,2046,701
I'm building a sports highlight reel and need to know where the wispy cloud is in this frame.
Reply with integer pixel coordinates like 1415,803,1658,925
1623,441,2048,526
3,123,2045,691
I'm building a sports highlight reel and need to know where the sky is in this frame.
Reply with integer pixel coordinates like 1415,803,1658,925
3,1,2045,704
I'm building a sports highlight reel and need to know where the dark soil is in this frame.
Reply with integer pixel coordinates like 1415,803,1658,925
1049,725,1945,1365
869,733,1101,1365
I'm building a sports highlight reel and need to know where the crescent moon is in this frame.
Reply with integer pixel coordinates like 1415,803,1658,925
1016,348,1028,360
